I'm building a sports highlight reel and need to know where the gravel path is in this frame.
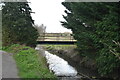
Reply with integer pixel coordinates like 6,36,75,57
0,51,19,78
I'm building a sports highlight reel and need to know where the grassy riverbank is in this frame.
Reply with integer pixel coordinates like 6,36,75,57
41,44,77,52
2,44,57,79
43,44,96,59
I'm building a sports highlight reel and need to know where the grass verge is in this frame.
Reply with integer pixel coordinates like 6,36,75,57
3,44,57,79
41,44,77,51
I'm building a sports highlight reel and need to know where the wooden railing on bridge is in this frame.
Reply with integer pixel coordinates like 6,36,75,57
37,33,77,44
37,33,76,41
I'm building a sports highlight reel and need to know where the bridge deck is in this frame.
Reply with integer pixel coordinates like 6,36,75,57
37,41,77,44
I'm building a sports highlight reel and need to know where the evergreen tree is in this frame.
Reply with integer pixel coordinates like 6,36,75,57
2,2,38,47
61,2,120,77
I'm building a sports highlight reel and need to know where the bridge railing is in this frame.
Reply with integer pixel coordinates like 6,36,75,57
37,33,76,41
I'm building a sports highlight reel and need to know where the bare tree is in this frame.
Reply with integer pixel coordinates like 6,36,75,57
34,24,46,40
34,24,46,35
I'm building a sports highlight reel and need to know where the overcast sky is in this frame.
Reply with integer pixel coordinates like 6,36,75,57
29,0,72,33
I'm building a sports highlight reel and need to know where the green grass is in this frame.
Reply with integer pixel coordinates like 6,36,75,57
3,44,57,79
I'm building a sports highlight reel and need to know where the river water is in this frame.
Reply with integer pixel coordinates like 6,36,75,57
35,45,118,80
45,51,78,76
35,45,85,80
35,45,102,80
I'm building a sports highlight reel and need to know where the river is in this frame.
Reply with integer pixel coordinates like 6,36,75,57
35,45,99,80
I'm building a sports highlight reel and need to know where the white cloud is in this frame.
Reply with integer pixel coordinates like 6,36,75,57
29,0,72,33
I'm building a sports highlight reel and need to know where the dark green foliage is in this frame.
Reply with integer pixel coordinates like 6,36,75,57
61,2,120,77
2,2,38,47
95,8,120,75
